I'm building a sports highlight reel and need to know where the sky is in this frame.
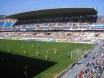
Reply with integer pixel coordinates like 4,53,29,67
0,0,104,16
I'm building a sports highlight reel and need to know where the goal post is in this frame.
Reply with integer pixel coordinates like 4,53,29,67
71,48,82,59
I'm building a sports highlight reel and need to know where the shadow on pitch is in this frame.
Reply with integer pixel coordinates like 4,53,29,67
0,51,56,78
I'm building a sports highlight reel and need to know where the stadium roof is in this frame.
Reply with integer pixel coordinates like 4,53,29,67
5,8,97,20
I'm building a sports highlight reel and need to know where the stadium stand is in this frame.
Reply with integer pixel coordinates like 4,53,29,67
3,8,99,31
0,21,4,26
0,31,104,47
1,7,104,78
0,21,5,29
76,44,104,78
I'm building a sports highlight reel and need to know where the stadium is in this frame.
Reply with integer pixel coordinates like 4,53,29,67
0,7,104,78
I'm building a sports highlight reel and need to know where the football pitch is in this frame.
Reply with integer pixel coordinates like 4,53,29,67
0,39,95,78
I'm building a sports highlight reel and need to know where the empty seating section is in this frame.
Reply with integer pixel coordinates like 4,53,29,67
4,22,13,28
0,22,4,26
0,21,15,30
2,22,14,30
0,22,5,29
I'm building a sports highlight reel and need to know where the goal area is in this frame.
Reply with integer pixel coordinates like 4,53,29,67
71,48,83,59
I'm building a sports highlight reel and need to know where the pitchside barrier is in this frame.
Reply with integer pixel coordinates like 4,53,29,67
2,37,100,45
55,44,97,78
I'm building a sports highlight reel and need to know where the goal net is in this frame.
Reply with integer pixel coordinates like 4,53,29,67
71,48,82,59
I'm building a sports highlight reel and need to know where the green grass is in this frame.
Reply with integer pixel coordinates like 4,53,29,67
0,39,95,78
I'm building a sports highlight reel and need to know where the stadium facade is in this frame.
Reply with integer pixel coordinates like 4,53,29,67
1,7,104,31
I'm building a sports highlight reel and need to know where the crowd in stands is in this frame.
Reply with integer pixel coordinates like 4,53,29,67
76,44,104,78
0,16,104,30
10,15,103,30
0,15,104,78
0,31,103,43
97,16,104,24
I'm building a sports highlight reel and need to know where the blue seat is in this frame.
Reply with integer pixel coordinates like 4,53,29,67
0,22,5,27
4,22,13,27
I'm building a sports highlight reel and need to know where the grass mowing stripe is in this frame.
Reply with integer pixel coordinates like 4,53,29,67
51,50,71,61
6,45,65,65
6,46,68,65
51,45,93,61
27,45,66,56
6,44,93,67
41,45,94,77
0,40,95,78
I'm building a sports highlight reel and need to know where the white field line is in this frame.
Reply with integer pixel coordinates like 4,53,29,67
41,45,95,78
51,50,70,61
6,45,66,65
5,44,95,78
55,45,97,78
41,59,71,78
6,44,93,66
29,45,66,55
